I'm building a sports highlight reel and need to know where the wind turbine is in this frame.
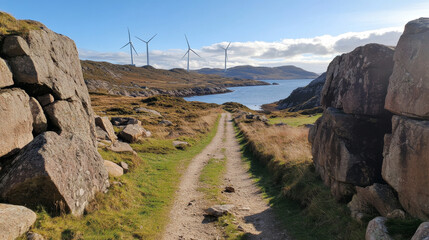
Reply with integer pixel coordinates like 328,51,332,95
120,28,138,66
221,42,231,72
182,35,201,72
136,34,157,66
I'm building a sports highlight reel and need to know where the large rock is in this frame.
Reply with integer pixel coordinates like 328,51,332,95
1,35,30,57
0,58,13,88
383,115,429,219
108,141,134,153
277,72,326,111
355,183,402,217
309,107,389,200
411,222,429,240
44,100,96,146
118,124,146,143
29,97,48,135
0,203,37,240
0,88,33,158
0,132,109,216
95,116,117,142
385,18,429,119
321,44,394,117
365,217,393,240
4,29,90,102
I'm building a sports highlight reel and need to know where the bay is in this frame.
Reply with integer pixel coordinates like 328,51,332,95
184,79,313,110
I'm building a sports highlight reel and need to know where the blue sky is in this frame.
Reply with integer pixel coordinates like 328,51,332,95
2,0,428,72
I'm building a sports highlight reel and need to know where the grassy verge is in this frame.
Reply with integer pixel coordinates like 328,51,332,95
27,113,221,239
234,118,366,240
268,113,322,127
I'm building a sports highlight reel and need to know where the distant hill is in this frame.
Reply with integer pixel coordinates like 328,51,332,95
195,65,319,80
81,60,268,97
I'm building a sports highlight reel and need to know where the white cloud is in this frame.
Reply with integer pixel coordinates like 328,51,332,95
79,26,403,74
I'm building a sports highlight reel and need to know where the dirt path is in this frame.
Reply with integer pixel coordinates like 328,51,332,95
162,113,289,240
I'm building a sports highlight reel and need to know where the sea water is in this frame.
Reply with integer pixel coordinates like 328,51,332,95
184,79,313,110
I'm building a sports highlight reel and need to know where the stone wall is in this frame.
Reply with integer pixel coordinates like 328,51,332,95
0,27,108,216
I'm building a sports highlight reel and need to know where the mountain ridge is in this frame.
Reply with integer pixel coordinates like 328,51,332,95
195,65,319,80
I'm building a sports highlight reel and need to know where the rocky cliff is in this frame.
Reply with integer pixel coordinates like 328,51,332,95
276,72,326,111
0,15,108,217
309,18,429,224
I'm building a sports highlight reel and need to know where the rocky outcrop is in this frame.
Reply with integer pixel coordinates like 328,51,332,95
382,116,429,219
381,18,429,221
0,23,108,216
0,132,109,216
276,73,326,111
385,18,429,119
0,88,34,158
0,203,37,240
321,44,394,117
309,107,389,200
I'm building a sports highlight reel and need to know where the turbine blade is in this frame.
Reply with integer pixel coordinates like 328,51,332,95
148,33,157,42
131,43,138,55
182,50,190,59
120,42,130,49
128,28,131,41
136,36,148,43
185,34,190,48
226,42,231,50
191,49,201,58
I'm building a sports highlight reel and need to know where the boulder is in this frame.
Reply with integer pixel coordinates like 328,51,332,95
365,217,393,240
0,88,33,158
104,160,124,177
27,232,45,240
120,161,129,173
321,44,394,117
29,97,48,135
95,116,117,142
111,117,141,126
1,35,30,57
134,107,162,117
173,141,189,149
277,72,326,111
0,58,13,88
0,203,37,240
96,126,110,141
383,115,429,219
44,100,96,146
411,222,429,240
36,93,54,106
204,204,235,217
348,193,375,222
385,18,429,120
309,107,389,200
355,184,402,217
6,28,91,102
118,124,146,143
159,119,173,126
108,141,134,153
0,132,109,216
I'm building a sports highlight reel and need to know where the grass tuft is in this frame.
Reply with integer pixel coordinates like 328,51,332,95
0,12,43,35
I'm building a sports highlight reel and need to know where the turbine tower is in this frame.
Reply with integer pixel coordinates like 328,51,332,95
221,42,231,72
136,34,157,66
182,35,201,72
120,28,138,66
